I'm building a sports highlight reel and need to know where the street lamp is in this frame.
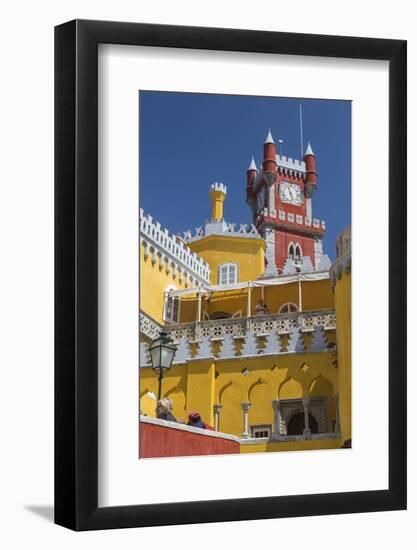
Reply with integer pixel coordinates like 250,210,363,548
149,331,177,400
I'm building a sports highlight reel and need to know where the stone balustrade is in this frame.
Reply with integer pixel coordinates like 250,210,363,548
165,309,335,343
139,309,336,365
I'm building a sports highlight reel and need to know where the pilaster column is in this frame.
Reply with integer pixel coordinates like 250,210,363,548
213,404,222,432
272,399,281,436
303,397,311,436
333,395,340,433
241,402,251,439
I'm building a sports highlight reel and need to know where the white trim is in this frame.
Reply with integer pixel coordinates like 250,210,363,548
140,415,240,443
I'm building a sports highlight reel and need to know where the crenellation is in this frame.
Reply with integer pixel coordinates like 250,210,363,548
140,209,210,284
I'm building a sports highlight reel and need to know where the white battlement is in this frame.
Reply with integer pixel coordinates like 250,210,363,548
276,154,306,174
182,220,261,243
140,208,210,284
210,182,227,194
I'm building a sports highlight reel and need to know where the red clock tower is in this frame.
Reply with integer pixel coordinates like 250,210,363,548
246,130,326,276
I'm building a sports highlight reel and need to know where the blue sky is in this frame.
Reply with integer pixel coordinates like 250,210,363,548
139,91,351,260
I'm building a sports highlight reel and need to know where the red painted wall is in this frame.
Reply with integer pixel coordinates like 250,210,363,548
139,421,240,458
275,232,316,271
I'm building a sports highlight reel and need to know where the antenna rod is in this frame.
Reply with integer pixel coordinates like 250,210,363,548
299,104,304,157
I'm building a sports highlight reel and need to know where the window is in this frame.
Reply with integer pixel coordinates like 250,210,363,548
251,424,272,438
164,286,180,323
294,244,302,265
279,303,298,314
218,263,238,285
288,242,302,265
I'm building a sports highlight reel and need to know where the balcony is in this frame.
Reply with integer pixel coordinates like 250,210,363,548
164,309,336,343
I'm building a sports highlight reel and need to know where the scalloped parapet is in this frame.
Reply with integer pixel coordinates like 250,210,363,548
196,335,214,359
262,332,282,355
241,331,259,356
310,326,327,352
287,327,305,353
317,254,332,271
172,338,192,363
218,333,236,359
300,256,314,273
140,208,210,284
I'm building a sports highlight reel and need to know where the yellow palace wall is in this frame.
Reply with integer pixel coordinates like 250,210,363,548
240,438,341,453
139,241,191,326
140,349,339,438
188,235,265,284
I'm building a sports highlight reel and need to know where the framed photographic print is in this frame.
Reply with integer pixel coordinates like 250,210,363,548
55,20,406,530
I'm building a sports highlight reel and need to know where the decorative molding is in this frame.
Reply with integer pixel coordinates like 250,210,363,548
165,309,336,352
139,310,162,341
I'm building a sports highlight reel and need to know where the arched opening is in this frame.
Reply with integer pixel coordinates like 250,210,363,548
287,412,318,435
279,302,298,314
294,244,302,265
288,244,295,260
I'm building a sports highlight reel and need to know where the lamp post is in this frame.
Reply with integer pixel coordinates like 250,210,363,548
149,331,177,400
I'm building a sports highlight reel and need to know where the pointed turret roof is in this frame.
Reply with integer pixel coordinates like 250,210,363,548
265,129,275,144
304,141,314,156
247,156,257,171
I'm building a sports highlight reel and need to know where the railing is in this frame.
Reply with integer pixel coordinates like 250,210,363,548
140,310,162,340
165,309,336,342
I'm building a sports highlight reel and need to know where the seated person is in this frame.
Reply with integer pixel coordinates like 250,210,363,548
187,411,214,430
156,397,177,422
255,299,270,315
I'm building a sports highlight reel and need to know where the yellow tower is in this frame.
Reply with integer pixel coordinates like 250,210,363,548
209,182,227,222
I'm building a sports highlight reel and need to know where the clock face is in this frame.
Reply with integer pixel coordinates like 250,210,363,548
279,181,303,206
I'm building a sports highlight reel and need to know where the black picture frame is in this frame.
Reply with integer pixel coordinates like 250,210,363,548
55,19,407,531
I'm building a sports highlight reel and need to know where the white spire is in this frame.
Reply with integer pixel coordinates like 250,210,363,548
265,129,275,144
248,156,257,171
304,141,314,156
